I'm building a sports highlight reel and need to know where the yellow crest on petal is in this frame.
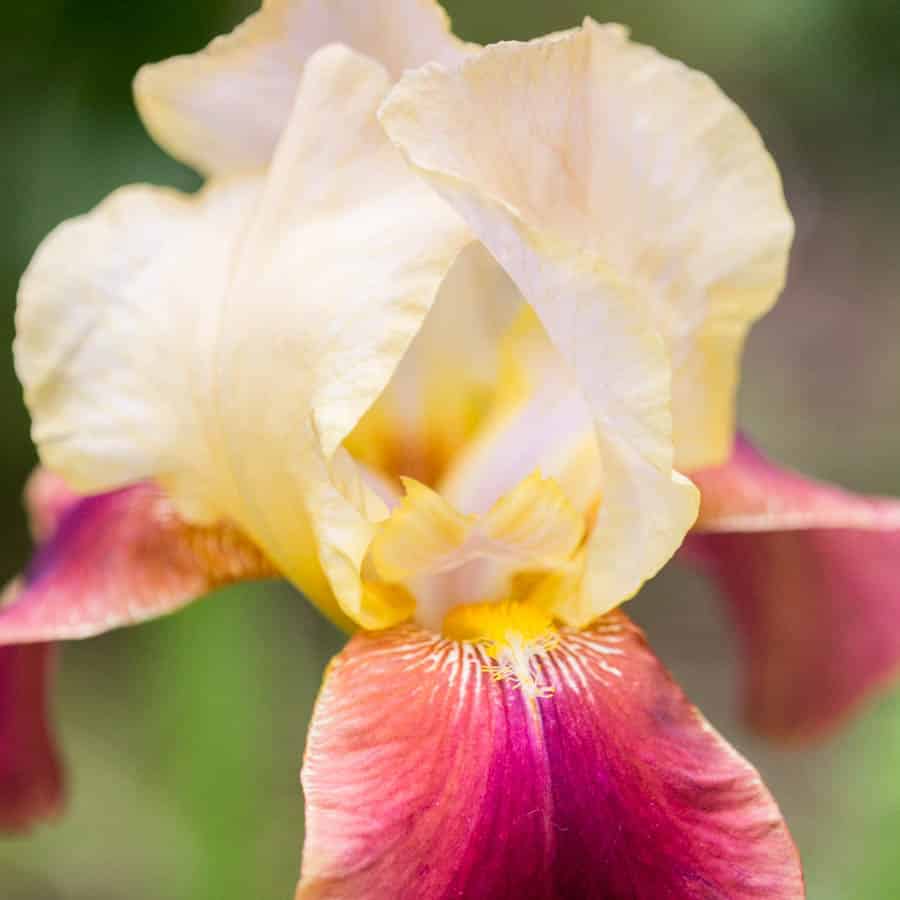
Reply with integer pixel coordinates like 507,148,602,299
443,599,560,699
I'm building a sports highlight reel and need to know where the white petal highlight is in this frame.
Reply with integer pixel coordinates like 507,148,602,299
135,0,469,176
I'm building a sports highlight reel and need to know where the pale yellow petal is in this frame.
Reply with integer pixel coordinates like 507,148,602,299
479,471,584,569
395,242,523,403
438,306,601,519
368,472,583,616
15,177,259,522
212,46,472,624
15,44,473,631
14,175,348,621
135,0,469,176
381,29,702,623
527,550,590,625
345,241,523,486
382,21,793,472
369,478,471,583
360,580,416,626
328,447,391,524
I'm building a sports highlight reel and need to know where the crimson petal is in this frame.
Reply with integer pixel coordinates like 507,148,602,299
298,615,803,899
0,643,63,832
0,469,78,831
688,435,900,741
0,470,275,831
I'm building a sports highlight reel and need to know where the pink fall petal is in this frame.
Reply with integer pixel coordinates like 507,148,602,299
0,482,274,644
298,615,803,899
0,643,63,831
688,435,900,741
0,474,274,830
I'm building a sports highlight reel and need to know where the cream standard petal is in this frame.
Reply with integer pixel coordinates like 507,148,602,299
382,21,793,472
15,173,351,622
15,177,260,523
212,45,471,625
135,0,469,177
382,27,702,623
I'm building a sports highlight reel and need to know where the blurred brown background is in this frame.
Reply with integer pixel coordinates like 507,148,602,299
1,1,899,897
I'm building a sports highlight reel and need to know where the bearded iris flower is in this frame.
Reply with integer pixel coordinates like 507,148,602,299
3,1,900,894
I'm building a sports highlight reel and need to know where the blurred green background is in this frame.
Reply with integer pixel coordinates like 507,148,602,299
2,1,900,897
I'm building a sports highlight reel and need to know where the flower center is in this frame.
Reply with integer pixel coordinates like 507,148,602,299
443,600,560,699
364,472,585,631
341,303,602,632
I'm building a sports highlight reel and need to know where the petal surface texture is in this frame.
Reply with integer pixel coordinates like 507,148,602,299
689,435,900,741
0,643,63,832
0,483,272,643
135,0,469,176
298,616,803,899
382,20,792,471
15,177,262,523
212,46,471,625
382,23,723,620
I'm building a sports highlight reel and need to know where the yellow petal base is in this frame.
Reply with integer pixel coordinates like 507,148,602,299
443,600,560,699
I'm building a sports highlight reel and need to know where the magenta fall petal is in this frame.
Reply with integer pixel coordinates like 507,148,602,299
688,435,900,741
0,481,273,645
0,471,273,830
0,468,79,831
297,615,803,899
0,643,63,832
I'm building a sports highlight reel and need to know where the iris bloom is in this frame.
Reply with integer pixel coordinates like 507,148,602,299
4,1,900,893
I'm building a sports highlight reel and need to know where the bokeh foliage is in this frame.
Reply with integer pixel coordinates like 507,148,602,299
2,1,900,897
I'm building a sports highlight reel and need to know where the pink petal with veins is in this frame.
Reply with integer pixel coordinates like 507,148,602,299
298,615,803,899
